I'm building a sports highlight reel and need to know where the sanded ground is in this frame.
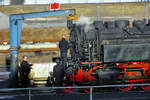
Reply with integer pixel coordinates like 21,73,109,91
0,27,69,41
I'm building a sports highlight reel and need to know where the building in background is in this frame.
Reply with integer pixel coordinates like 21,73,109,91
0,0,10,5
0,0,150,5
24,0,150,4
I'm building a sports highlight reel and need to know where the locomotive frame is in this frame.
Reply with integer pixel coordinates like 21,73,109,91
52,19,150,93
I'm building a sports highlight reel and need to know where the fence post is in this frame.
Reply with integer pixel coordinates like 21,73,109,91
29,89,31,100
90,88,92,100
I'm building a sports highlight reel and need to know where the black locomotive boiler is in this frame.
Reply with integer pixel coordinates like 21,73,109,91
52,19,150,93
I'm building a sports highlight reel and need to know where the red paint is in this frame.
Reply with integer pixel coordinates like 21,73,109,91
117,75,133,91
63,88,74,93
118,83,133,91
83,88,93,94
68,61,150,92
80,62,102,64
141,77,150,91
76,68,83,82
50,3,60,10
84,65,102,81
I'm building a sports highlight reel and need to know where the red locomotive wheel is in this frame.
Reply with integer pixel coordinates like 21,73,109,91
141,79,150,91
117,75,133,92
117,83,133,92
142,85,150,91
63,88,74,93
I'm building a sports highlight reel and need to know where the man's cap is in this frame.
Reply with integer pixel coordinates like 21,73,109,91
55,59,60,63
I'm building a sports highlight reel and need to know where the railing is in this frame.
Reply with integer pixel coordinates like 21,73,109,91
0,84,150,100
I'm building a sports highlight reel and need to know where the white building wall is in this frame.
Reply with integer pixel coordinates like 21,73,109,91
0,0,146,5
24,0,143,4
1,0,10,5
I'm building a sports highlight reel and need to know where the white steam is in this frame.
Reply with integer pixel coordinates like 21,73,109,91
75,16,95,33
76,16,91,25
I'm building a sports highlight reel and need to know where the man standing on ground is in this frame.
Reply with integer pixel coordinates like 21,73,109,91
20,56,33,87
53,59,65,93
53,59,64,86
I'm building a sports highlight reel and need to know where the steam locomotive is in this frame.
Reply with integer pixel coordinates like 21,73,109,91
52,19,150,93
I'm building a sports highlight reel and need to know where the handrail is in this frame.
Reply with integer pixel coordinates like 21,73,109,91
0,84,150,100
0,83,150,91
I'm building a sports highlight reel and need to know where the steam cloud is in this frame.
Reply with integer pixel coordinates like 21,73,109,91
76,16,94,33
76,16,90,25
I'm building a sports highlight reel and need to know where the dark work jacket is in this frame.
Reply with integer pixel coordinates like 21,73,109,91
59,38,69,52
53,64,65,83
21,60,32,73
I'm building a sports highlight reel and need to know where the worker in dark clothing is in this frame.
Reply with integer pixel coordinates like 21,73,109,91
53,59,65,93
67,19,73,30
59,37,69,61
20,56,33,87
53,59,65,86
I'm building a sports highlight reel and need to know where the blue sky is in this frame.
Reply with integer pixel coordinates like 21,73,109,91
25,0,140,4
